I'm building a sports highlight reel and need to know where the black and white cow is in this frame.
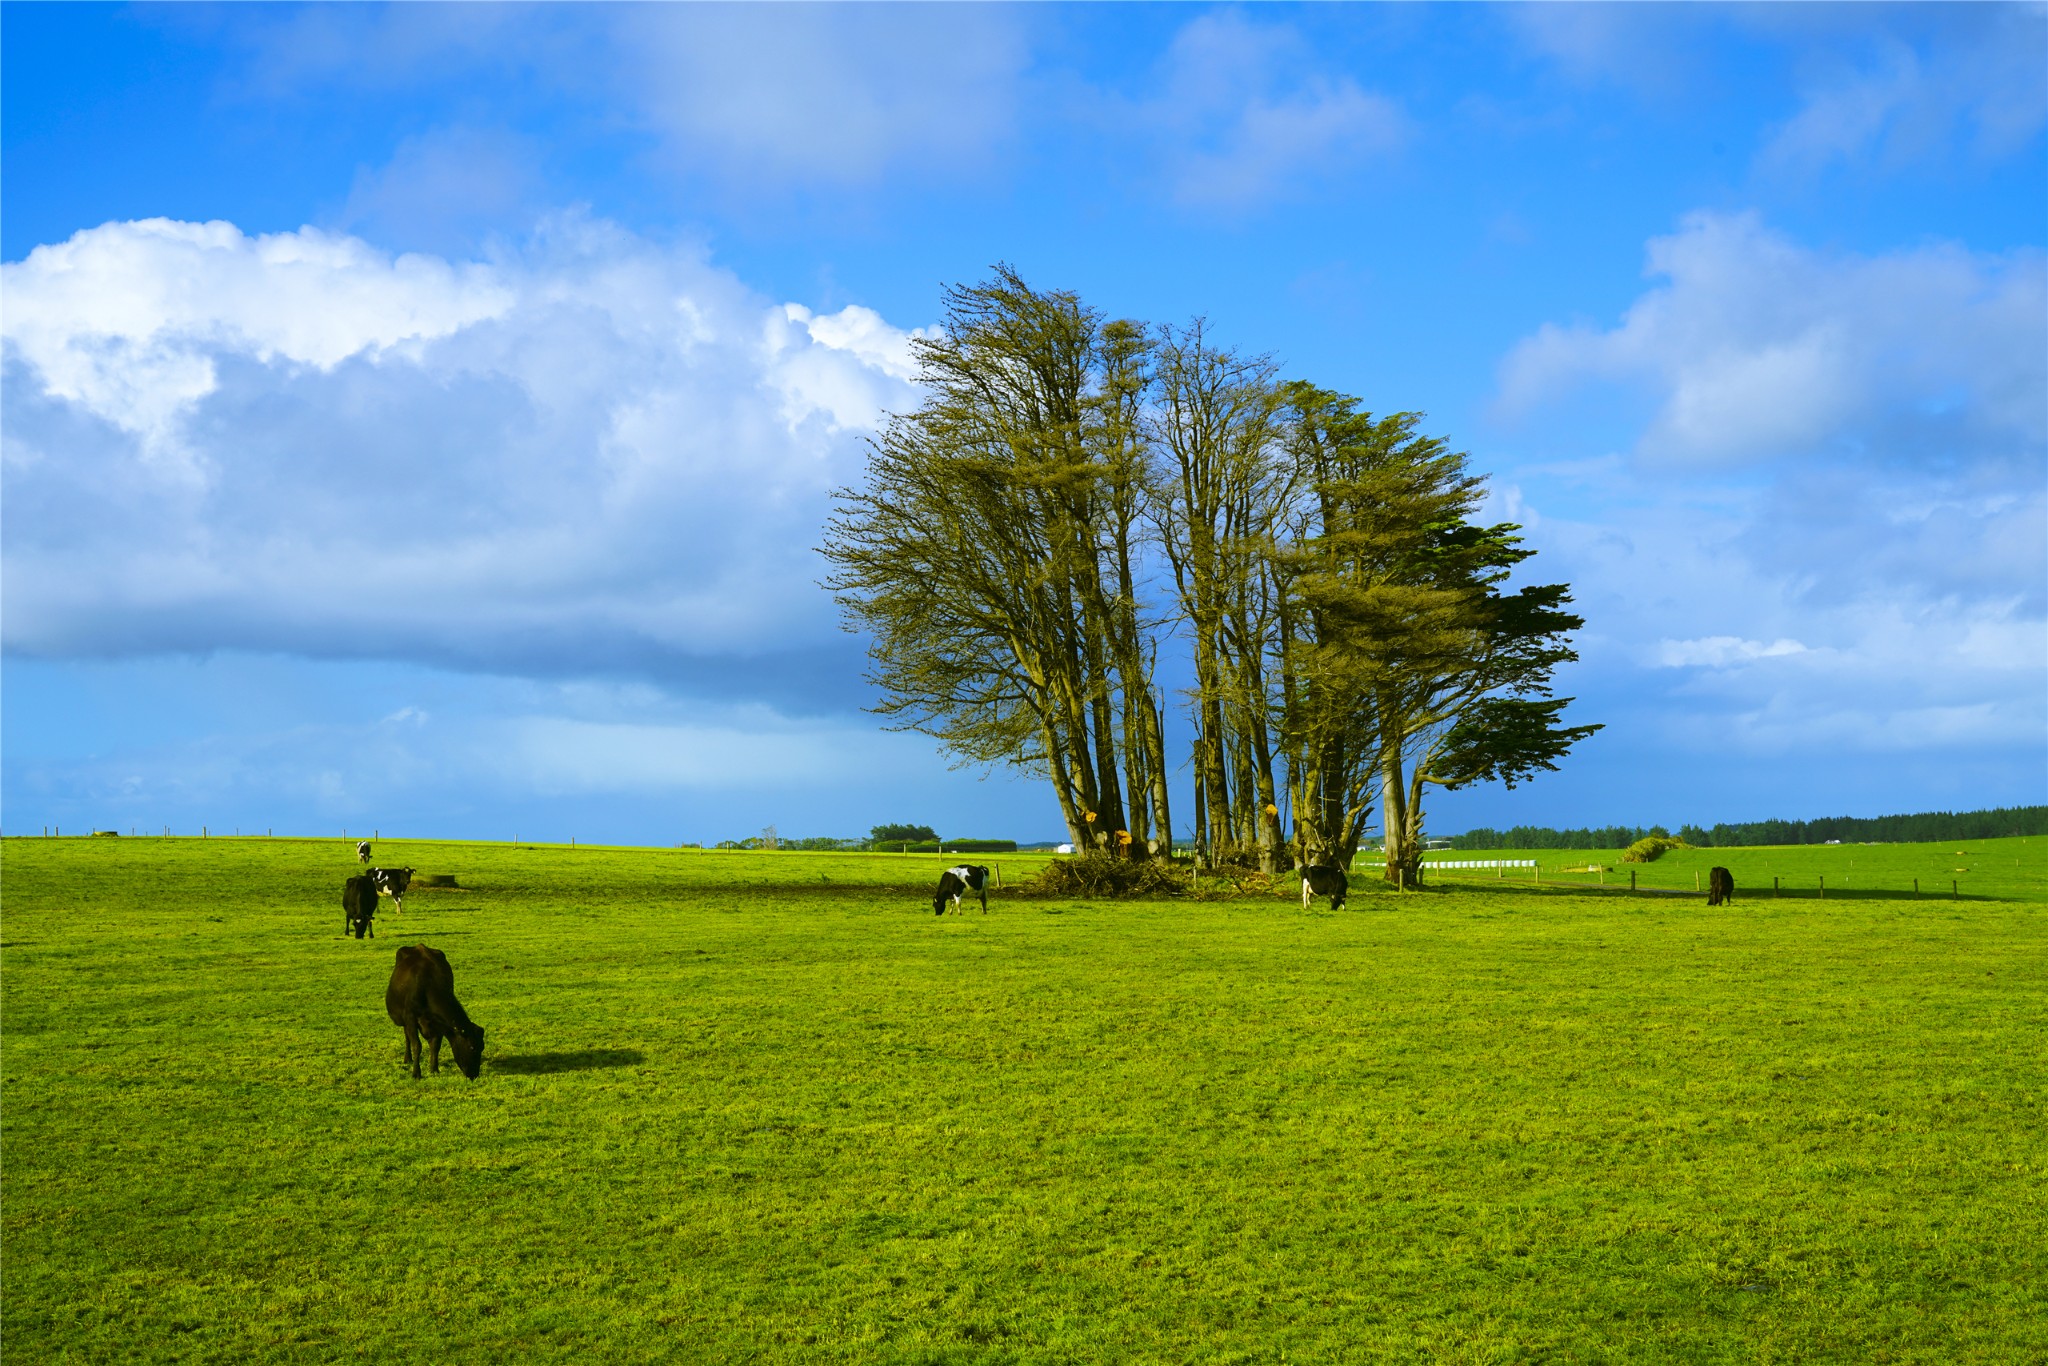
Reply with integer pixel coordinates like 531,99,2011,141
1300,864,1349,912
932,864,997,916
357,841,373,864
370,866,415,914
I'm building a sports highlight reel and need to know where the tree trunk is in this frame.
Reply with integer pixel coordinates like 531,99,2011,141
1146,689,1173,858
1380,742,1421,888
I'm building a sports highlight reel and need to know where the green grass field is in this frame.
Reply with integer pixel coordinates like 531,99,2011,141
5,835,2045,1363
1403,838,2048,903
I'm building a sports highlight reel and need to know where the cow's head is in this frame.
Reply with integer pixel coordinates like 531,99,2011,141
448,1021,485,1080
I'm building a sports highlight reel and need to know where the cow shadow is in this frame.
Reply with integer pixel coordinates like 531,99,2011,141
490,1048,645,1075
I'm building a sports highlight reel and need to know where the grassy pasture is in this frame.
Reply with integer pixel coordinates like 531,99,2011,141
1404,838,2048,904
4,835,2045,1363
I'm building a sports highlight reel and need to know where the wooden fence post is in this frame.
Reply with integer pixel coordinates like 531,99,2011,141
1630,870,1637,893
1819,875,1825,900
1773,875,1779,898
1914,878,1919,897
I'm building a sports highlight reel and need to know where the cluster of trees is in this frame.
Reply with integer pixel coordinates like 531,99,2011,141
871,823,937,843
822,268,1597,882
1454,806,2047,850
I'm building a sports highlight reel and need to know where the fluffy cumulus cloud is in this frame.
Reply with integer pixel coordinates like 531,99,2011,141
1490,210,2044,780
1489,470,2044,773
1,215,926,678
1498,211,2045,468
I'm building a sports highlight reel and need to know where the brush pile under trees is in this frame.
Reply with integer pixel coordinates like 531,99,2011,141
821,267,1598,886
1027,854,1193,899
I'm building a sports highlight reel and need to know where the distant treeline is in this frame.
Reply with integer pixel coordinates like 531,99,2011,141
710,836,1018,853
1454,806,2047,851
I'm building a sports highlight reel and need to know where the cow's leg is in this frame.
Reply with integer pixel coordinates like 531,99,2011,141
404,1021,423,1079
428,1028,443,1075
1302,880,1312,911
978,890,987,914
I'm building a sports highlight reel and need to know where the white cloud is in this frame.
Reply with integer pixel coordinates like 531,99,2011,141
1,215,925,672
1506,5,2047,174
336,125,543,254
226,5,1030,193
607,6,1029,188
1,218,512,470
765,304,934,433
1129,12,1409,210
1497,211,2046,467
1654,636,1808,669
1758,7,2048,175
1509,483,2045,764
1503,4,1709,98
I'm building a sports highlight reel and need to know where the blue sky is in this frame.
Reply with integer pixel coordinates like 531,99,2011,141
4,2,2043,845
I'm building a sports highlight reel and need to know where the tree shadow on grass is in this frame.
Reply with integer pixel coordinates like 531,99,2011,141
491,1049,645,1075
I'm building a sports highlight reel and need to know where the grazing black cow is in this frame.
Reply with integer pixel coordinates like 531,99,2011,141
1301,864,1349,912
369,866,415,914
1707,866,1735,906
933,864,996,915
357,841,372,864
385,945,485,1081
343,875,378,939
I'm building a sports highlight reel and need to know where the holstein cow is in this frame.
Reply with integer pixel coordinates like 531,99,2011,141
356,840,372,864
385,945,485,1080
1707,866,1735,906
1301,864,1349,912
342,875,378,939
932,864,998,916
370,866,415,914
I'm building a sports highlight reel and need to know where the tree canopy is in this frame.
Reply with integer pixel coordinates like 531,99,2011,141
822,268,1598,870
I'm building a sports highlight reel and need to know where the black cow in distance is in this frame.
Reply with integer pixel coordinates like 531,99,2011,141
343,875,378,939
1707,866,1735,906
